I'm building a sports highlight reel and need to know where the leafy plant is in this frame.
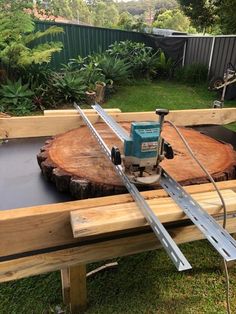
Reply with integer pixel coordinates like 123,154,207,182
175,63,208,84
0,7,63,78
98,56,131,83
79,61,105,89
61,56,86,73
31,83,54,110
20,64,53,89
50,72,87,103
0,79,35,115
107,40,161,79
131,49,159,78
155,51,174,79
107,41,148,61
15,64,55,110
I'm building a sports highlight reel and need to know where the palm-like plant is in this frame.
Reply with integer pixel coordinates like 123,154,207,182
50,73,87,103
79,62,105,87
98,56,131,83
61,56,86,73
0,79,35,115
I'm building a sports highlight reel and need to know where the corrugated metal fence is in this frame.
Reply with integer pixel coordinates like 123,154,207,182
35,21,236,78
184,36,236,78
35,21,153,68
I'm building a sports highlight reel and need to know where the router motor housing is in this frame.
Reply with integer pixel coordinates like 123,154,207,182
124,121,160,168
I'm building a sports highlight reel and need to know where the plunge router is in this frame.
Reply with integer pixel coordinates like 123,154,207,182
74,102,236,272
110,109,173,184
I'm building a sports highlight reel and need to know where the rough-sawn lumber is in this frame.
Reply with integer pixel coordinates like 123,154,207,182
70,189,236,238
0,180,236,259
1,218,236,283
1,108,235,139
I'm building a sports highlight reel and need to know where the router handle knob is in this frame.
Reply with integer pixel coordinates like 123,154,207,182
155,108,169,116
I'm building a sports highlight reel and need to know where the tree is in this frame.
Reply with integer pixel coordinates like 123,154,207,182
215,0,236,34
153,8,167,23
36,0,92,23
132,16,147,32
177,0,216,33
118,0,178,16
0,0,33,12
0,1,63,70
117,12,135,30
152,9,196,33
92,1,119,28
67,0,91,23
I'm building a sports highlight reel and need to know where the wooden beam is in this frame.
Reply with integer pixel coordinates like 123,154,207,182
0,112,117,139
1,217,236,283
1,108,235,139
44,108,121,116
0,180,236,258
0,112,10,118
70,189,236,238
69,264,87,314
61,268,70,305
44,108,236,125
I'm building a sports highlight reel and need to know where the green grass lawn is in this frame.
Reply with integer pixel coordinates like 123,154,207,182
2,242,236,314
105,80,236,111
105,80,236,131
0,80,235,314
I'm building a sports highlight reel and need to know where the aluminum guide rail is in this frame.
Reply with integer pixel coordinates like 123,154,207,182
160,169,236,262
74,103,192,272
92,103,130,142
85,103,236,262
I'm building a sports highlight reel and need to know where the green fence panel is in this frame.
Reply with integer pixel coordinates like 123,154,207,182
35,21,153,69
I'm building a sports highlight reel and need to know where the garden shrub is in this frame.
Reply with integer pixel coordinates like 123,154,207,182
107,40,164,79
155,51,173,79
0,2,64,114
48,72,87,104
0,79,35,115
97,55,131,83
175,63,208,84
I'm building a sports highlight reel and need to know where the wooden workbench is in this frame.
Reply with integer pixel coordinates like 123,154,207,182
0,108,236,313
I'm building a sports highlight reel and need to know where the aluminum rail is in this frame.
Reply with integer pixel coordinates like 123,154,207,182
74,102,192,272
85,103,236,262
92,103,130,142
160,169,236,262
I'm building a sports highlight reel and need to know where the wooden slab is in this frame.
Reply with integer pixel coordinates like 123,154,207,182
70,189,236,238
37,123,236,199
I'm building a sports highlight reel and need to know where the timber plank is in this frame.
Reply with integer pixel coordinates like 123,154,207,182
1,108,235,139
1,217,236,283
70,190,236,238
43,108,121,116
0,181,236,258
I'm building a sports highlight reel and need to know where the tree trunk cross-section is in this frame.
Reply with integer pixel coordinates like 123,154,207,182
37,123,236,199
